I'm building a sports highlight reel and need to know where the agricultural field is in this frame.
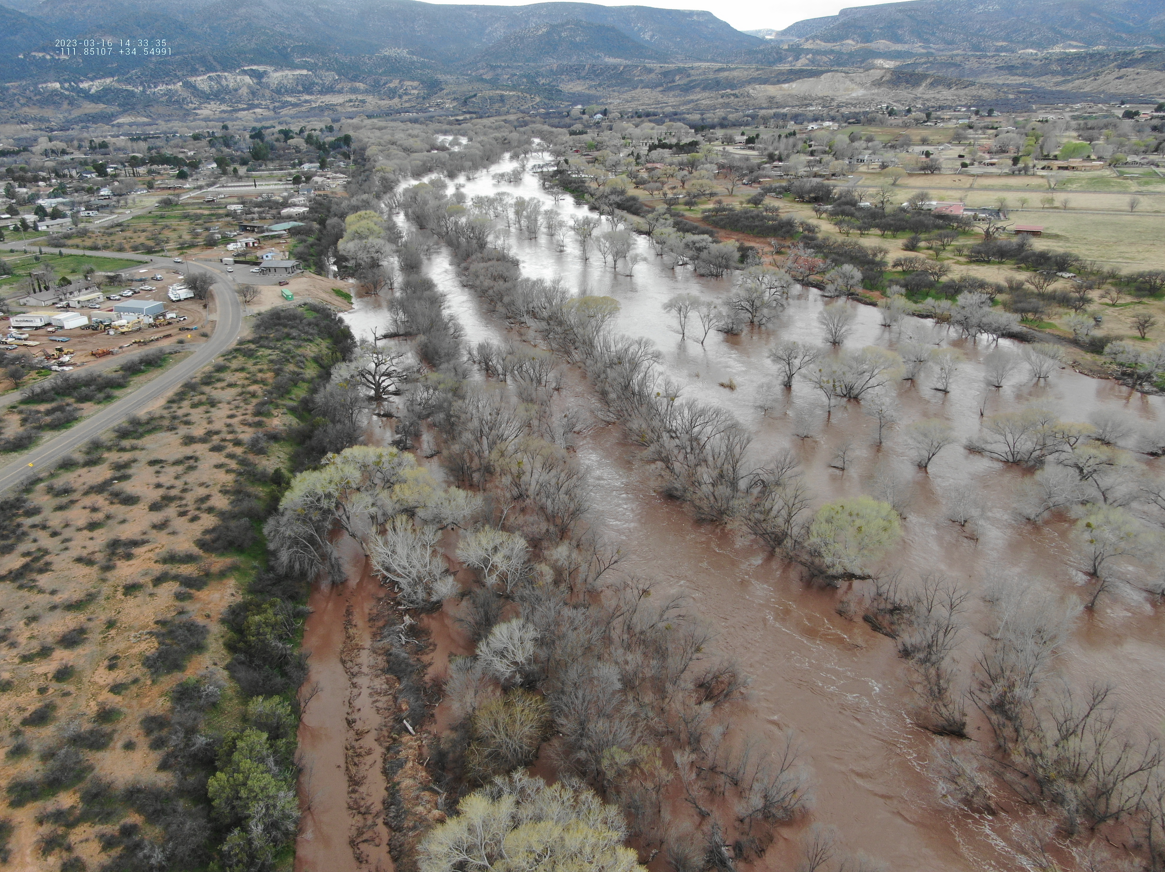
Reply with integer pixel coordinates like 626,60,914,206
0,304,354,870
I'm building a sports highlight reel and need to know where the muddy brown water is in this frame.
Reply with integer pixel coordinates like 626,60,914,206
327,159,1165,869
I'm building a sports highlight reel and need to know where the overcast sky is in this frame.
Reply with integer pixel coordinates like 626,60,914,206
424,0,891,34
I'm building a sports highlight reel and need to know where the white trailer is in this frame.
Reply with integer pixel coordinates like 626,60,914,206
168,287,194,302
50,313,88,329
9,314,50,328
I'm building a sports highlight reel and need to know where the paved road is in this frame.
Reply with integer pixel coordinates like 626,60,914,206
0,258,242,495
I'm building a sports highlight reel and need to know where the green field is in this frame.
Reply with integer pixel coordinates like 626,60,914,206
0,252,146,291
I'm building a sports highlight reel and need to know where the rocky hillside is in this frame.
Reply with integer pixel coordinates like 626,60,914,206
772,0,1165,51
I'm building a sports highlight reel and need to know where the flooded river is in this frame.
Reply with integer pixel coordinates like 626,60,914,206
328,157,1165,870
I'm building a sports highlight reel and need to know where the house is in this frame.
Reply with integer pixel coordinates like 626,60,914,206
258,259,299,275
933,202,965,217
268,221,304,233
279,207,309,218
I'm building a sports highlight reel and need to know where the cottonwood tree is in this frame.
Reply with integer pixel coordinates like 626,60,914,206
822,263,863,298
878,294,911,329
930,348,962,393
973,586,1159,833
465,690,549,783
768,340,820,388
457,527,529,594
572,216,599,261
477,618,538,687
904,419,955,470
264,445,448,584
694,300,720,345
969,406,1063,464
809,347,902,407
983,348,1016,388
369,517,459,607
418,773,645,872
729,267,793,326
806,496,902,578
664,293,699,340
1021,343,1062,381
899,338,932,382
862,389,900,445
1075,504,1153,606
818,302,856,345
1106,341,1165,392
352,341,406,403
897,576,969,736
742,450,812,552
1020,465,1089,521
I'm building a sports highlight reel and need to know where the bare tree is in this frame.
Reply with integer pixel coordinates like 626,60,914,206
665,294,699,340
819,302,857,346
862,388,900,445
1132,311,1156,340
185,270,215,302
905,419,955,469
1021,343,1062,380
236,282,260,309
930,348,962,393
767,339,820,388
983,348,1016,388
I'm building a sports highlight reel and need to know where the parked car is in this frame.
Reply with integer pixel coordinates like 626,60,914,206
250,267,262,273
278,280,289,286
173,257,183,263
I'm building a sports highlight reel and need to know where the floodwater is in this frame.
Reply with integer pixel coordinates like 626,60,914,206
297,535,395,872
331,158,1165,869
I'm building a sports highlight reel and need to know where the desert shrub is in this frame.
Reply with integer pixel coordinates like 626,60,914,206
94,706,124,725
57,627,88,649
0,818,12,862
22,701,58,727
157,549,202,565
143,617,208,678
19,644,56,663
6,746,93,806
0,494,39,554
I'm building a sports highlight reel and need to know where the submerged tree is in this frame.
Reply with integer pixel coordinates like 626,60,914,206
806,496,902,578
